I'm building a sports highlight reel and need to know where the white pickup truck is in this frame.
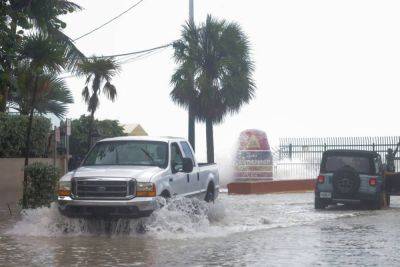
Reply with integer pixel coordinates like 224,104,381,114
57,136,219,218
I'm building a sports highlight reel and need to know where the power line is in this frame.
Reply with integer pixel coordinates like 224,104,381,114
73,0,145,42
58,44,171,78
118,46,169,64
89,42,174,59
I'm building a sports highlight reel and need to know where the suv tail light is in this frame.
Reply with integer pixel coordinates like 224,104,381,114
369,177,377,186
317,175,325,184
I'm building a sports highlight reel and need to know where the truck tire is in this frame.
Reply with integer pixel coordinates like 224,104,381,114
332,166,360,197
314,197,327,210
205,183,215,203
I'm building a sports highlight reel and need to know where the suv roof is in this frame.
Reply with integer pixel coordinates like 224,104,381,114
323,149,379,157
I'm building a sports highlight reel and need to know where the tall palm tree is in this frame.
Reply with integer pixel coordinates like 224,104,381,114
19,33,67,207
9,63,73,118
193,15,255,163
171,22,199,151
76,57,120,150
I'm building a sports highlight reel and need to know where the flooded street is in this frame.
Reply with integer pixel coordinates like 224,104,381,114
1,192,400,266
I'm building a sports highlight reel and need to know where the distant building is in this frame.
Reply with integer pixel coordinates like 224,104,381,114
123,124,148,136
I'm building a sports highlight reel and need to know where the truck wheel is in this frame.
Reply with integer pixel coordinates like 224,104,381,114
205,183,215,203
314,197,326,210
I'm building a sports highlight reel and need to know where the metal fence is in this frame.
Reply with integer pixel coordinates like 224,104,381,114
273,136,400,180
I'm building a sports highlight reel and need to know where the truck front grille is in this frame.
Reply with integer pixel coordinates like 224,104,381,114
72,179,135,199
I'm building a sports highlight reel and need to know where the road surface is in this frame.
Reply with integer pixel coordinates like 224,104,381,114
1,192,400,266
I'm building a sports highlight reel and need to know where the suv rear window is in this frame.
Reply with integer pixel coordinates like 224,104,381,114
321,155,375,174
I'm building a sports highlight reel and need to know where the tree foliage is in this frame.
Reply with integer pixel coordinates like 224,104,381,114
9,62,73,118
69,115,126,157
171,15,256,163
0,0,83,112
0,113,51,157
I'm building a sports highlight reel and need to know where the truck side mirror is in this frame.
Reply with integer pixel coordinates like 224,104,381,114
182,158,194,173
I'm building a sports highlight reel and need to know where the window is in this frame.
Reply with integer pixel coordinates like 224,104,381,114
180,141,195,163
322,155,373,174
171,143,184,172
83,141,168,168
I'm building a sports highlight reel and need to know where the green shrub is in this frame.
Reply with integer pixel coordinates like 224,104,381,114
0,113,51,157
22,162,60,209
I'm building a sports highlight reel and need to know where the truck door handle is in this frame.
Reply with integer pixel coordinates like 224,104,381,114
187,174,190,183
197,173,200,181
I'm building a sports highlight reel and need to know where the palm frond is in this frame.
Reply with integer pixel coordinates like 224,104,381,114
103,81,117,101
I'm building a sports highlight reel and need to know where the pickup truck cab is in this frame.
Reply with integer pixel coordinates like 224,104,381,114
315,149,389,210
58,136,219,218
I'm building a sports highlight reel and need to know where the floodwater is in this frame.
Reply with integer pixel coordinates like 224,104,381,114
1,192,400,266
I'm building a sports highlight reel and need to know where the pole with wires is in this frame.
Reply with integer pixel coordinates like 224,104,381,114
188,0,195,151
189,0,194,23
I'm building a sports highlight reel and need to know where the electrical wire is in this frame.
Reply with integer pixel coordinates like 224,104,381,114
88,42,174,59
73,0,145,42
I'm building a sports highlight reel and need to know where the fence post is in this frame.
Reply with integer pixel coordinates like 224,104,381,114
324,143,327,152
372,143,375,152
289,144,293,160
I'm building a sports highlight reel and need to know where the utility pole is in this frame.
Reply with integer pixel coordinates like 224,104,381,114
188,0,195,151
189,0,194,23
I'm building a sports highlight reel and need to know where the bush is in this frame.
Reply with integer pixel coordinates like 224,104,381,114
22,162,60,209
0,113,51,157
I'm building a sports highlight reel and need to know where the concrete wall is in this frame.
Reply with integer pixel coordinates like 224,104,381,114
0,158,65,215
227,179,316,195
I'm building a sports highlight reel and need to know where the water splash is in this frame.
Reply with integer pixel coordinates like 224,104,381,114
5,198,226,239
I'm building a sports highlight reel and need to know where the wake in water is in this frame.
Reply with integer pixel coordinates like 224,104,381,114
5,197,226,238
5,193,375,239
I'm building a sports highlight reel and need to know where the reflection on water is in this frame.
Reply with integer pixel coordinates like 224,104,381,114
1,193,400,266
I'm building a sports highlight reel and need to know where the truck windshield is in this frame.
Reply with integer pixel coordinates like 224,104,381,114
322,155,374,174
83,141,168,168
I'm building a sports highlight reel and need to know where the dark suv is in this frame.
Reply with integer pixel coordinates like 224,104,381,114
314,149,389,210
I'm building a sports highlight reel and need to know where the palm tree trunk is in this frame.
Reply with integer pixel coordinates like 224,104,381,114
188,104,195,151
0,86,9,113
206,118,214,163
22,75,39,207
87,110,95,151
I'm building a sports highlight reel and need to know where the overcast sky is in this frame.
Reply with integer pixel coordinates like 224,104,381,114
62,0,400,162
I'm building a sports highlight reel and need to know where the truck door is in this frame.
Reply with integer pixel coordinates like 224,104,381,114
180,141,200,195
170,142,188,196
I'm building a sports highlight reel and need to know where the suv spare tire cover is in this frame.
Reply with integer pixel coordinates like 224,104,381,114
332,166,361,195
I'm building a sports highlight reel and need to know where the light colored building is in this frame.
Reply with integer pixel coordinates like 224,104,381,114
123,124,148,136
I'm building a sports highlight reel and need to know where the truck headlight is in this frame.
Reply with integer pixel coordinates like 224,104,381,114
136,182,156,197
58,180,71,197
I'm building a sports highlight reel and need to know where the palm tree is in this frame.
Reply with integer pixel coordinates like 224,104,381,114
9,63,73,118
76,57,120,150
192,15,255,163
171,22,199,151
0,0,83,112
19,33,67,207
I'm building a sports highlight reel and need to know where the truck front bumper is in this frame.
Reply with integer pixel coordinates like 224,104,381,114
58,196,158,218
